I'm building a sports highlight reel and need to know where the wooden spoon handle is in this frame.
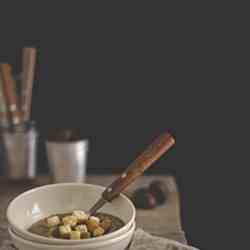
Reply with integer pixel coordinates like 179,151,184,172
102,132,175,201
0,72,10,127
0,64,21,125
21,47,37,122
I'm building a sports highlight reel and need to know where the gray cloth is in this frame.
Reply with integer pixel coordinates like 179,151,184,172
129,229,198,250
0,229,198,250
0,241,16,250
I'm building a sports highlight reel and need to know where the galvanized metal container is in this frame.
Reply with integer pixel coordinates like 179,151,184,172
46,139,88,183
2,124,38,180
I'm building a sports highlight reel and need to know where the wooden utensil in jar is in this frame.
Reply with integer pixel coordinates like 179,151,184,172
89,132,175,215
21,47,37,122
0,63,21,126
0,72,10,128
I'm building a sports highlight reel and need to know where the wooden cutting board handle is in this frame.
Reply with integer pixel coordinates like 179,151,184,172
102,132,175,201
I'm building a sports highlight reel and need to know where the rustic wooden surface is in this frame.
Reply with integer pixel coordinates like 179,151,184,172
0,175,187,245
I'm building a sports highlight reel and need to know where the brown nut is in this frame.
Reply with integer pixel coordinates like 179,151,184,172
132,187,157,209
149,180,168,205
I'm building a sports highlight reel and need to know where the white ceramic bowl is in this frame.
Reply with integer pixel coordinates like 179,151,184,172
7,183,136,245
9,222,135,250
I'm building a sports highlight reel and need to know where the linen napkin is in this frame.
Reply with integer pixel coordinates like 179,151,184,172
0,229,199,250
129,229,198,250
0,240,15,250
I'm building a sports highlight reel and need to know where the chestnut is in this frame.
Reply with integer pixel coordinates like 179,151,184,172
149,180,168,205
132,188,157,209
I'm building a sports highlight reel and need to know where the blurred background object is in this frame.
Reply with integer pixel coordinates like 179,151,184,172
0,47,38,180
46,128,88,183
2,123,38,180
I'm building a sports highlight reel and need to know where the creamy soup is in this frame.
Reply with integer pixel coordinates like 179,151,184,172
28,211,125,240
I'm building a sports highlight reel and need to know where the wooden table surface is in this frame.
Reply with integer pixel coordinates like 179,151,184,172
0,175,187,245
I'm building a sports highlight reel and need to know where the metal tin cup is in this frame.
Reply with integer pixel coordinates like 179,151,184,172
2,124,38,180
46,139,88,183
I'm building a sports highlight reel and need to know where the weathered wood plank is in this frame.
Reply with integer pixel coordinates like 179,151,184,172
0,175,186,244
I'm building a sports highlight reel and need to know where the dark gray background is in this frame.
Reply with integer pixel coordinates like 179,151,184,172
0,3,247,249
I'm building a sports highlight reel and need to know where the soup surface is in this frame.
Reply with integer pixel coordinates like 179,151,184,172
28,211,125,240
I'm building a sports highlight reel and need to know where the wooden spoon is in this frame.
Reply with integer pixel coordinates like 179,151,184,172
0,72,10,128
89,132,175,215
0,63,21,126
21,47,37,122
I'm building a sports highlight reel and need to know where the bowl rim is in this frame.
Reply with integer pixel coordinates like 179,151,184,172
8,222,135,249
7,183,136,244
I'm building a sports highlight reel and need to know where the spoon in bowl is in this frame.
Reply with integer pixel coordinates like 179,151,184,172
89,132,175,215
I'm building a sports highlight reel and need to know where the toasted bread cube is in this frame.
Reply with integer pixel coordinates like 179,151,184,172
81,231,91,239
73,210,89,223
59,225,72,238
89,216,100,224
70,230,81,240
62,215,78,227
100,218,112,232
47,227,57,238
93,226,105,237
47,216,60,227
75,224,88,233
86,219,99,233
